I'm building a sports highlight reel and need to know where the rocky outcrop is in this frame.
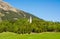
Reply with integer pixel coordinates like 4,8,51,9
0,1,17,12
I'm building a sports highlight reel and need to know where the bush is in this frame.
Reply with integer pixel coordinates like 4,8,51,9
0,18,60,34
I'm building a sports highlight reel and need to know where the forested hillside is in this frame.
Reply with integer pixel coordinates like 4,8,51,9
0,18,60,34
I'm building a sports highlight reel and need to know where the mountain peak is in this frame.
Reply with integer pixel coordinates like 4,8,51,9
0,1,17,12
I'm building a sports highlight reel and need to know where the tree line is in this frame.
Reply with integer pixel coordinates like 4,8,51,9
0,18,60,34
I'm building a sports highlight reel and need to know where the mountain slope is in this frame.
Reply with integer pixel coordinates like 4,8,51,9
0,1,42,21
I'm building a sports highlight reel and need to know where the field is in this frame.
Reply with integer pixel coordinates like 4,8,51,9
0,32,60,39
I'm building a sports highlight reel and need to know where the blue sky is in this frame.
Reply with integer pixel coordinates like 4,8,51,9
4,0,60,22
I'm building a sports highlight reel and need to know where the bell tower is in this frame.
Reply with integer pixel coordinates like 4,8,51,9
29,16,32,23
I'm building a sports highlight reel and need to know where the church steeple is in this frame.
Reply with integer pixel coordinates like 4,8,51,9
29,16,32,23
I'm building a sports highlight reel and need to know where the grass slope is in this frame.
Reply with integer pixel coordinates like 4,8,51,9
0,32,60,39
0,9,39,21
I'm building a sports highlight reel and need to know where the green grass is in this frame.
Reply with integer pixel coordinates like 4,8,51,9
0,32,60,39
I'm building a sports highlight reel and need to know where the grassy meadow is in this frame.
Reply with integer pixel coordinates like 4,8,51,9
0,32,60,39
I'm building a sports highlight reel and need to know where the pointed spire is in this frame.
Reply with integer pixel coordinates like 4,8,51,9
29,16,32,23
